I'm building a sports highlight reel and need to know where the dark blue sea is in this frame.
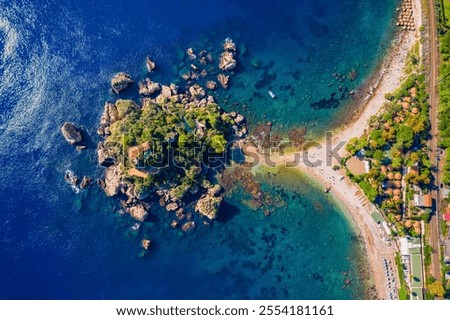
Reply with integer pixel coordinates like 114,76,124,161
0,0,397,299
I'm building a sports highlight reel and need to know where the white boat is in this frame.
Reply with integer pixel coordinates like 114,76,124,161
268,90,276,99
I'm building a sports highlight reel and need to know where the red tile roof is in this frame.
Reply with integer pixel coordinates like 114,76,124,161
423,194,432,208
443,213,450,222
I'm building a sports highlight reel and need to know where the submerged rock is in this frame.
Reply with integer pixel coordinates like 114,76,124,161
61,122,82,145
111,72,133,94
64,170,79,187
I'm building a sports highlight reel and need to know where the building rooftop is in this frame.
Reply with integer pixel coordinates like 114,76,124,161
414,193,432,208
423,194,432,207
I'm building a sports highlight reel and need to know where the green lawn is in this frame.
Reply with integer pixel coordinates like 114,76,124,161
399,287,408,300
443,0,450,28
395,253,410,300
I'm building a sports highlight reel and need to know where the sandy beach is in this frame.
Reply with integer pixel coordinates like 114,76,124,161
245,1,421,299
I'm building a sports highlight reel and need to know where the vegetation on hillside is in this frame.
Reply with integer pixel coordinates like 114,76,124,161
106,98,236,198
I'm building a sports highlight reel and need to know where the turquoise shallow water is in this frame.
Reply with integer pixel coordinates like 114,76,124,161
0,0,396,299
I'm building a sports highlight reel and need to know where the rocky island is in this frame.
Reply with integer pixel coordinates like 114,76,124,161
96,39,246,232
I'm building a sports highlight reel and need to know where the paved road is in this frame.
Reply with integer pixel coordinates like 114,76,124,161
427,0,442,281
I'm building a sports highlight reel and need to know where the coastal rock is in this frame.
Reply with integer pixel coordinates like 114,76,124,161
189,84,206,100
100,102,119,126
128,203,149,222
170,83,178,95
206,80,217,90
111,72,133,94
76,145,86,151
98,102,119,136
64,170,79,187
181,221,196,232
161,85,173,98
181,72,191,81
146,56,156,72
219,51,236,71
61,122,82,145
195,194,222,220
166,202,179,211
207,184,222,196
141,239,151,250
97,142,116,167
217,74,229,89
186,47,196,60
80,176,92,189
223,38,236,52
234,114,245,124
138,78,161,96
103,165,124,197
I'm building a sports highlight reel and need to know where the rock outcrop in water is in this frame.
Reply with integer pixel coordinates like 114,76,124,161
61,122,82,145
219,51,236,71
146,56,156,72
80,176,92,189
138,78,161,96
174,38,238,92
102,165,124,197
97,102,119,136
219,38,237,71
217,74,229,89
111,72,133,94
195,193,222,220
